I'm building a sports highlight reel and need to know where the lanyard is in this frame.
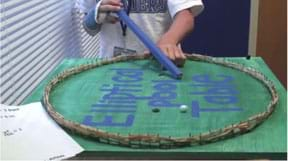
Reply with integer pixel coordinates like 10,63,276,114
120,0,131,36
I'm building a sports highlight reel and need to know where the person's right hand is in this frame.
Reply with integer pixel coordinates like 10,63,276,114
98,0,123,23
99,0,123,12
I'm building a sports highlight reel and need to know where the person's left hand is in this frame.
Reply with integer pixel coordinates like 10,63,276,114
157,38,186,67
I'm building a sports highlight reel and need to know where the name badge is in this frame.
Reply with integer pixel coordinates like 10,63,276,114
113,47,137,57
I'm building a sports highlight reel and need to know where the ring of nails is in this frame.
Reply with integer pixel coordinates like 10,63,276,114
42,54,278,148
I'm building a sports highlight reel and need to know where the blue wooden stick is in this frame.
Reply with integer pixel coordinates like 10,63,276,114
116,9,183,79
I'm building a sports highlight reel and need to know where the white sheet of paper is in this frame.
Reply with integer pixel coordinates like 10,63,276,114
0,102,84,160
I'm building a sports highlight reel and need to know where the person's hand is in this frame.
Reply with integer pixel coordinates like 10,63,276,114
98,0,123,23
157,38,186,67
99,0,123,12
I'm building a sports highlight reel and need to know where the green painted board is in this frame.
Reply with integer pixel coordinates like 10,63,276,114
23,57,287,159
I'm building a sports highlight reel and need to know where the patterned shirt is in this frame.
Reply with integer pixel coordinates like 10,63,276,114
75,0,204,58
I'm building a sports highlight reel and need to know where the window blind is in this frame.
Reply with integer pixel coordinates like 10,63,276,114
0,0,100,105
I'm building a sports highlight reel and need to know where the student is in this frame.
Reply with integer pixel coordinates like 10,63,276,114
76,0,204,66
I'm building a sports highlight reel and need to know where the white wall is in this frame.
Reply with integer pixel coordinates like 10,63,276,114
0,0,100,105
